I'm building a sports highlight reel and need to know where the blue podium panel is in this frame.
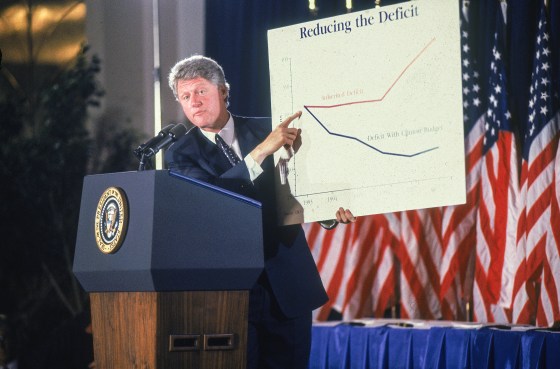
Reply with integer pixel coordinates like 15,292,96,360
73,170,264,292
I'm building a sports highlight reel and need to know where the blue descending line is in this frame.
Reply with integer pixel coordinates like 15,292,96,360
303,106,439,158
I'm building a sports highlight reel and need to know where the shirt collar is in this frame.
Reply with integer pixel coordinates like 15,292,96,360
199,113,234,145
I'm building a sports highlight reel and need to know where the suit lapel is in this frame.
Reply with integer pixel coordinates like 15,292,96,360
193,128,231,174
192,116,266,175
234,116,261,157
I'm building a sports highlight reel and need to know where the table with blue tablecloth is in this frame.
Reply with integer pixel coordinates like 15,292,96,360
310,320,560,369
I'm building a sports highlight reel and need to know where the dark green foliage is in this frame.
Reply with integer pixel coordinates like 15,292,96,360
0,46,141,361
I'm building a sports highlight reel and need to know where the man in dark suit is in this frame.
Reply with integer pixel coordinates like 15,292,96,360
165,55,355,369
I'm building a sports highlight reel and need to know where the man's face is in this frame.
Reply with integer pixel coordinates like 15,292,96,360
176,77,229,133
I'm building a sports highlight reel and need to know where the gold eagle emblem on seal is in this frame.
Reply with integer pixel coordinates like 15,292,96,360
94,187,129,254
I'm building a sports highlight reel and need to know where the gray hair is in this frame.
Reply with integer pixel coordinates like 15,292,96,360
168,55,230,102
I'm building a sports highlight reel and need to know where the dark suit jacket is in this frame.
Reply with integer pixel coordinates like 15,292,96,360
165,115,328,318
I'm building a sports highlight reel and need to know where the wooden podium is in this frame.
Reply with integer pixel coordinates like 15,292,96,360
73,170,264,369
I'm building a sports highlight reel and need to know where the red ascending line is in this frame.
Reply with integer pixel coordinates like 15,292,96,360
304,37,437,109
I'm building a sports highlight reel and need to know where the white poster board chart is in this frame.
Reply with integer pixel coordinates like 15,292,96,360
268,0,465,225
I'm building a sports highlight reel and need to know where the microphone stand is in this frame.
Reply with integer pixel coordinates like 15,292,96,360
138,150,155,171
138,153,148,171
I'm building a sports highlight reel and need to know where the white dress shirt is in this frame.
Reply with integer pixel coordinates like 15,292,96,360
199,113,263,181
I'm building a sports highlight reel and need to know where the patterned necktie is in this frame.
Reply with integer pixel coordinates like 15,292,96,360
215,134,241,166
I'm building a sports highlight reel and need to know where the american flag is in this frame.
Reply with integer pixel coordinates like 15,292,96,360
395,208,442,319
305,213,399,321
550,136,560,324
473,5,521,323
336,214,398,319
439,3,485,321
304,221,354,320
513,1,560,326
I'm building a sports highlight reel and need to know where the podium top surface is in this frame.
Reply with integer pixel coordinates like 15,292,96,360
168,170,261,208
73,170,264,292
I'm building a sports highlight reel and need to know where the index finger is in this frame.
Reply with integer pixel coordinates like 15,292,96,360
279,111,302,127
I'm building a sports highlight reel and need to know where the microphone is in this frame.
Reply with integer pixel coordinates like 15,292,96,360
144,123,187,158
135,123,186,171
134,123,176,159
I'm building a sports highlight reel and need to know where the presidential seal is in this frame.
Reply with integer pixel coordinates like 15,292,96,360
95,187,129,254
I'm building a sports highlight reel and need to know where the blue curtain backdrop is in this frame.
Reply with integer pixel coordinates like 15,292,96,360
205,0,560,141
